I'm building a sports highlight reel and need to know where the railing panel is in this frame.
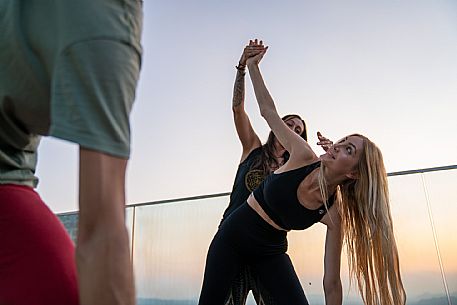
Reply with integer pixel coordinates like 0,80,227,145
127,206,135,254
57,166,457,305
421,170,457,303
389,173,454,305
132,197,226,304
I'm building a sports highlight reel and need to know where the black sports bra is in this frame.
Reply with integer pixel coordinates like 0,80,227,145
253,161,335,230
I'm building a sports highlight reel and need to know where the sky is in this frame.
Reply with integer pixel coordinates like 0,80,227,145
36,0,457,214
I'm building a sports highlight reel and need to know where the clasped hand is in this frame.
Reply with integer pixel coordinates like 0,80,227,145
239,39,268,67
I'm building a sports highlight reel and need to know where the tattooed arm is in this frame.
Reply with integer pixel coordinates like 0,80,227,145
232,67,246,109
232,43,264,162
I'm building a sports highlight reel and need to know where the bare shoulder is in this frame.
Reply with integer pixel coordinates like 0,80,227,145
287,137,318,166
320,204,341,230
276,152,318,174
239,142,262,163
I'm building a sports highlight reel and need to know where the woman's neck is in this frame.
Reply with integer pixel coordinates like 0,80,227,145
271,148,285,166
269,157,284,171
319,167,341,195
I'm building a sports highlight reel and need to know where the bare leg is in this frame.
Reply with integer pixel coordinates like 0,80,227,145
76,148,135,305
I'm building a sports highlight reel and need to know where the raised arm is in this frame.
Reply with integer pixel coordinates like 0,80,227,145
232,44,264,161
320,207,343,305
246,40,316,163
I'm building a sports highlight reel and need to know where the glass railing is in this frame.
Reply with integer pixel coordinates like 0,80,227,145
58,165,457,305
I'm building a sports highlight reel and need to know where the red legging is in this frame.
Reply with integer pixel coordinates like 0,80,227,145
0,184,79,305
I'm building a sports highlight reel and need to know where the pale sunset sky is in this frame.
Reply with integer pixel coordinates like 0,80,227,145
36,0,457,213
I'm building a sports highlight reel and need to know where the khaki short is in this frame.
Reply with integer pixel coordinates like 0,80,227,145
0,0,143,158
0,0,143,186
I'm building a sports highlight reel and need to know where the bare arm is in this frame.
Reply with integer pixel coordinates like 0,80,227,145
232,67,261,161
246,43,316,163
233,45,266,161
320,207,343,305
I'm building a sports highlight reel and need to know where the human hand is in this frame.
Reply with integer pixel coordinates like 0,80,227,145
245,39,268,67
317,132,333,152
239,40,265,67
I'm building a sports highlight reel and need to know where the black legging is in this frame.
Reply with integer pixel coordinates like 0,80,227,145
198,203,309,305
224,265,275,305
221,202,276,305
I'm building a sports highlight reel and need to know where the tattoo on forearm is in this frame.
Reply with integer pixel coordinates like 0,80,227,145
232,70,245,108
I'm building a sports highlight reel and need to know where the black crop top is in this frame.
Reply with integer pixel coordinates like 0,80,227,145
253,161,335,230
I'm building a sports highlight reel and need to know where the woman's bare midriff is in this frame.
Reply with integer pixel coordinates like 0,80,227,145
247,194,289,232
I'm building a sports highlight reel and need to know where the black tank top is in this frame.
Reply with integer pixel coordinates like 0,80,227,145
221,147,264,220
253,161,335,230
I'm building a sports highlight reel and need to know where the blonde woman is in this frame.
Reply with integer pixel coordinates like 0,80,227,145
198,40,406,305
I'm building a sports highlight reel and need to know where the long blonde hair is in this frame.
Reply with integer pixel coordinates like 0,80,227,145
320,134,406,305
